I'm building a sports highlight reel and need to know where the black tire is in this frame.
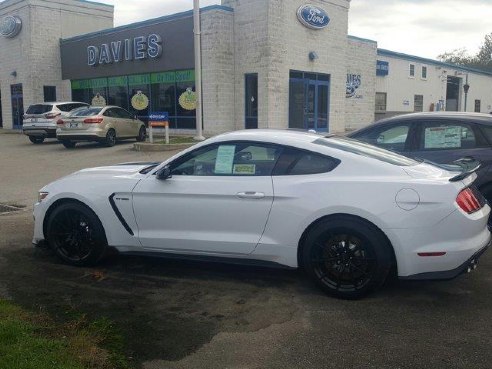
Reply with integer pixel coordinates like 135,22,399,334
61,140,76,149
301,216,393,299
104,129,116,147
46,202,107,266
136,126,146,142
29,136,45,144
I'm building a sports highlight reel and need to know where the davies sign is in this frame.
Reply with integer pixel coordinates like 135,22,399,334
297,4,330,30
87,34,162,67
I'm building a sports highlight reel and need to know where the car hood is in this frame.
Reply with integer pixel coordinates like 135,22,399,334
69,162,159,178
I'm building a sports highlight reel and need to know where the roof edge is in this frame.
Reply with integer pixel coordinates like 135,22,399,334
60,4,233,43
378,48,492,77
348,35,377,45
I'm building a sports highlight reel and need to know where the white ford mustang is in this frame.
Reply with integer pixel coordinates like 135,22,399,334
33,130,491,298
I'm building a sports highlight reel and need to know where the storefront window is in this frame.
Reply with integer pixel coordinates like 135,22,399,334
175,70,196,130
151,83,176,128
71,69,195,129
128,74,151,124
107,76,129,110
72,80,93,104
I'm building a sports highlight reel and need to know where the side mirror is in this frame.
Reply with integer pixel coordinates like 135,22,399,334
156,166,172,180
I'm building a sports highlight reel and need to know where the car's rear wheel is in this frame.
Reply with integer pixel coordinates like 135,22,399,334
61,140,76,149
301,216,393,299
136,126,146,142
46,202,107,266
104,129,116,147
29,136,44,144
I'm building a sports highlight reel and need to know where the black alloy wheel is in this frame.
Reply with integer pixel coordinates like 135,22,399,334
29,136,45,144
46,202,107,266
105,129,116,147
136,126,146,142
302,217,392,299
61,140,76,149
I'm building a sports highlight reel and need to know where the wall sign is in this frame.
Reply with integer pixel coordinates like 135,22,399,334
346,74,362,99
88,34,162,67
91,93,106,107
131,91,149,110
178,88,197,110
149,112,169,121
376,60,389,76
297,4,330,30
0,15,22,38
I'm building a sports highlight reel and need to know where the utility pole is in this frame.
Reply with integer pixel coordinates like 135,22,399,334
193,0,205,141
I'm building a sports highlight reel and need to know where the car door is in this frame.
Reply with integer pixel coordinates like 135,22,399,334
351,122,416,156
115,108,135,137
102,108,118,134
132,141,282,254
411,120,491,164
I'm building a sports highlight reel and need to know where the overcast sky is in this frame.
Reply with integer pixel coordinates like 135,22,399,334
97,0,491,59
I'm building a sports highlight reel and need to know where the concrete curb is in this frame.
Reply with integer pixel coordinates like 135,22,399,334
133,142,196,152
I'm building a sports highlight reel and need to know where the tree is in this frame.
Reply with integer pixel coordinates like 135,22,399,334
438,33,492,72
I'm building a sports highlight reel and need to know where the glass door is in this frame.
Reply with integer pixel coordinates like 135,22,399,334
289,72,330,132
10,84,23,129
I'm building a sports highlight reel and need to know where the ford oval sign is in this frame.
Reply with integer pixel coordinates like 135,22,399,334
0,15,22,38
297,4,330,30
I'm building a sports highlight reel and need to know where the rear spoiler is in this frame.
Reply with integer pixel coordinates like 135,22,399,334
449,162,481,182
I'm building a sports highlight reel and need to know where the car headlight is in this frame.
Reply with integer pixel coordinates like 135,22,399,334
38,192,49,202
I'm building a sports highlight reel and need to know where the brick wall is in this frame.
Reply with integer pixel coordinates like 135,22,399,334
345,37,377,131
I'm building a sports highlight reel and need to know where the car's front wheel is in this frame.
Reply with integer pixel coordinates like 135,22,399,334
29,136,45,144
301,216,393,299
104,129,116,147
136,126,146,142
46,202,107,266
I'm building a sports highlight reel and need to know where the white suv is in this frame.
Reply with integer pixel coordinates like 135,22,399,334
23,102,89,144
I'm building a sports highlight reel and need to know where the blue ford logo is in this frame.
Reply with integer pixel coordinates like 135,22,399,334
297,4,330,30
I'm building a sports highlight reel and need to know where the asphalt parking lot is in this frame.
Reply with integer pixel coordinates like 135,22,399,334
0,132,491,369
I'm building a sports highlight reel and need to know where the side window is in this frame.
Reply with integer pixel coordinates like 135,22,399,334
273,148,339,176
171,143,282,176
103,109,115,117
479,126,492,145
120,108,134,119
420,122,477,150
355,124,410,152
57,104,73,112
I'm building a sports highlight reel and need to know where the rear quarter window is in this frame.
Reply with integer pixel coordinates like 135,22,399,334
273,147,340,175
26,104,52,114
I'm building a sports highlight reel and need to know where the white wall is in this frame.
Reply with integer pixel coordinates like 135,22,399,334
0,0,113,129
222,0,351,133
376,53,492,118
345,37,377,131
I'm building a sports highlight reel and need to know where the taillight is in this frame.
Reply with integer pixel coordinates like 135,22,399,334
456,188,483,214
56,119,64,125
45,112,61,119
83,117,103,124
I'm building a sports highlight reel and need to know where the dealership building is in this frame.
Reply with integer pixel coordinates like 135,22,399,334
1,0,492,135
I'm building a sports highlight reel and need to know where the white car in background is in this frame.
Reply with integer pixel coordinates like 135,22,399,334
23,102,89,144
32,130,490,299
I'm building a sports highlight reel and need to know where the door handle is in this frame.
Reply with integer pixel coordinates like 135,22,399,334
236,191,265,199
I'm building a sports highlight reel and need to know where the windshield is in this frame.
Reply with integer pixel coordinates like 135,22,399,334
69,107,103,117
26,104,53,115
314,136,420,166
